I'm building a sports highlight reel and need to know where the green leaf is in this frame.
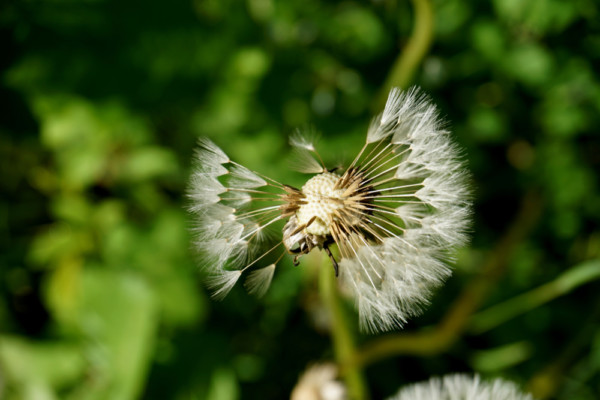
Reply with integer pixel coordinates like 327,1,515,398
470,341,533,372
119,147,179,183
76,269,158,400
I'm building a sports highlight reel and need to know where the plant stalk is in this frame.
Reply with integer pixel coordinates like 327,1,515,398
319,261,368,400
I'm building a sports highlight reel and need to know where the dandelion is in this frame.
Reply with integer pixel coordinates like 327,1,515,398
388,374,534,400
291,363,347,400
188,87,471,332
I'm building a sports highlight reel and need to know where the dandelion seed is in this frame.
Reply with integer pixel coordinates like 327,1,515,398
245,264,276,297
188,87,471,332
290,128,319,151
388,374,534,400
289,128,327,174
207,269,243,300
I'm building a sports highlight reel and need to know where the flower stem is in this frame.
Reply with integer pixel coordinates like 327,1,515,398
374,0,434,110
469,259,600,334
319,260,368,400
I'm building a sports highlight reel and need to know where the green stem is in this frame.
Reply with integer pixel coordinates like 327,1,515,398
319,262,368,400
469,259,600,334
374,0,435,110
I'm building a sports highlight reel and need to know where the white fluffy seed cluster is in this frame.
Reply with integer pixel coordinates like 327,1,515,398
389,374,534,400
188,138,276,299
188,87,472,333
336,88,471,332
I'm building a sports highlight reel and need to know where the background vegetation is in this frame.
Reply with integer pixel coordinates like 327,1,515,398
1,0,599,399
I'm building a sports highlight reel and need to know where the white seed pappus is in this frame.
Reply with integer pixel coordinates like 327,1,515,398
188,87,472,332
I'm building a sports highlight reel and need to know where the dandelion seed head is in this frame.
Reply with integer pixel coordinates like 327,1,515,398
188,87,472,332
389,374,534,400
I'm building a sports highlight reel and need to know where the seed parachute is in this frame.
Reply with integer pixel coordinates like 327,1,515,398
188,87,471,332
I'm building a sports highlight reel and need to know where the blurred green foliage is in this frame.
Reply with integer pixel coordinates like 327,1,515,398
1,0,599,399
